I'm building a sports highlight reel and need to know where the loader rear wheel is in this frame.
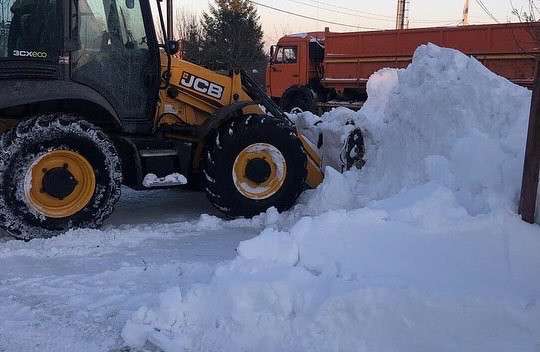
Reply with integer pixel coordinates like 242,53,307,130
203,115,307,218
0,114,122,239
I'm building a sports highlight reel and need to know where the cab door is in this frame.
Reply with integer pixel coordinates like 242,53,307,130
268,45,300,98
71,0,159,133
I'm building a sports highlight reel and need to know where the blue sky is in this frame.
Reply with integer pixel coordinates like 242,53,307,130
178,0,531,44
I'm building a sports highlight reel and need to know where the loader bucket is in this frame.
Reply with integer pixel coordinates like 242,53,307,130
298,126,365,188
298,135,324,188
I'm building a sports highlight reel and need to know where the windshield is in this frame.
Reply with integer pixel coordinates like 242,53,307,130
78,0,147,51
273,46,297,64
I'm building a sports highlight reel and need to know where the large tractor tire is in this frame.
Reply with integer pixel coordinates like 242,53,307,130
280,86,317,113
203,115,307,218
0,114,122,239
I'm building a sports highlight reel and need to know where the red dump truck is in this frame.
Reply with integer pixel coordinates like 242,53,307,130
266,23,540,112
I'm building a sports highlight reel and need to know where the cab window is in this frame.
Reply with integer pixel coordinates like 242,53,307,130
77,0,148,51
275,46,297,64
0,0,60,60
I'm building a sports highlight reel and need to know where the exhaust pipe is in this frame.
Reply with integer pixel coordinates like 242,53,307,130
166,0,174,42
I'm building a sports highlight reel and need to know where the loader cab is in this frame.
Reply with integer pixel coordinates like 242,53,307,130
0,0,160,133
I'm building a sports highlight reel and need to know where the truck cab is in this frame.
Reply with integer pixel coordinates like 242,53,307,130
266,32,325,101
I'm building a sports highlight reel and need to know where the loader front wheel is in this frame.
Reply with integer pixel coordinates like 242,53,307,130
0,114,122,239
203,115,307,218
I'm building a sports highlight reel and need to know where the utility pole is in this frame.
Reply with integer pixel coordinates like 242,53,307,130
519,59,540,224
462,0,470,25
518,26,540,224
396,0,410,30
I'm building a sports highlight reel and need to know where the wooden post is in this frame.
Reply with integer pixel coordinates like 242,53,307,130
519,59,540,223
396,0,406,30
462,0,470,25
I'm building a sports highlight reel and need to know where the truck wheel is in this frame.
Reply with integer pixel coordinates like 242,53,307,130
281,86,316,113
0,114,122,239
203,115,307,218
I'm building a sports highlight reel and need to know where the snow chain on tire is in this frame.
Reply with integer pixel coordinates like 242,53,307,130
0,114,122,239
203,115,307,218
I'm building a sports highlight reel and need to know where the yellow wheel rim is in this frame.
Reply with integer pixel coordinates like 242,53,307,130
25,150,96,218
232,143,287,200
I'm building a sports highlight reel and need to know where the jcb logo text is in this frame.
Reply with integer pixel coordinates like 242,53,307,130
180,72,224,100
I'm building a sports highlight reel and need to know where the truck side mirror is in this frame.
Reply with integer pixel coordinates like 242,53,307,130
125,0,135,9
269,46,275,63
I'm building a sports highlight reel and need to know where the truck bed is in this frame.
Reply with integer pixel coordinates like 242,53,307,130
323,23,540,90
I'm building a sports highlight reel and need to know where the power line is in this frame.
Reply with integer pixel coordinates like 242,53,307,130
299,0,395,19
283,0,394,22
283,0,457,24
474,0,500,23
303,0,464,23
408,17,466,24
294,0,394,20
248,1,381,30
288,0,461,25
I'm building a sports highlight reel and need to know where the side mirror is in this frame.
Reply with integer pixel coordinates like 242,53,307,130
164,40,180,55
269,45,275,62
125,0,135,9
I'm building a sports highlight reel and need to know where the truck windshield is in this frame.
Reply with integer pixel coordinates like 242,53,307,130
274,46,297,64
0,0,60,60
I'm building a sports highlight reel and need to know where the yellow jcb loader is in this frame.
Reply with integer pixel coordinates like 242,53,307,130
0,0,364,239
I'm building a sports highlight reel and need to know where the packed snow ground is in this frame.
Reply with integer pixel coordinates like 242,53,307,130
0,189,267,351
1,43,540,352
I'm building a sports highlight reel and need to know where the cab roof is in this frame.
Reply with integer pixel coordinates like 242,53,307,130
277,31,326,45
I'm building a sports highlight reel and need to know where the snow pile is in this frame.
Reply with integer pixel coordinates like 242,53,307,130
122,44,540,351
356,44,531,214
295,43,531,215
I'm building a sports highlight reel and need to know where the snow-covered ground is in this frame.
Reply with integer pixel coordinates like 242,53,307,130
2,44,540,352
0,189,265,351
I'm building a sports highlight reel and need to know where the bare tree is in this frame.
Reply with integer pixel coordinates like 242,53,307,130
510,0,540,49
175,8,203,63
512,0,540,22
176,9,198,42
